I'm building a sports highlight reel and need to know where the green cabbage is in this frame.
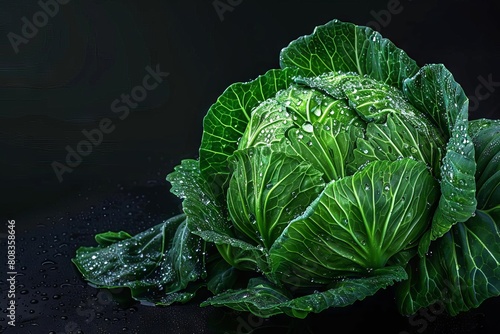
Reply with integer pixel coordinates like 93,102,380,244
72,19,499,319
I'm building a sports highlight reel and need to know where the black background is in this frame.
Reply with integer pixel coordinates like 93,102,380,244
1,0,499,333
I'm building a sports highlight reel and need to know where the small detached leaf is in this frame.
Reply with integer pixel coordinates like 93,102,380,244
72,214,205,305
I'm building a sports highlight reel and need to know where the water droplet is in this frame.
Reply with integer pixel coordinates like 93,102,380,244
41,260,56,266
302,122,314,133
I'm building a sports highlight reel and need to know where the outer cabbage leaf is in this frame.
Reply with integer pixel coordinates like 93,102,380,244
167,159,264,271
168,159,229,239
283,266,407,318
397,211,500,316
270,159,438,287
396,120,500,316
201,267,407,319
280,19,419,90
469,119,500,206
404,64,477,241
202,277,292,318
199,68,297,197
403,64,467,137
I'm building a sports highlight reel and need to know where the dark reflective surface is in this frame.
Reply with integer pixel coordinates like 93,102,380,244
1,184,499,333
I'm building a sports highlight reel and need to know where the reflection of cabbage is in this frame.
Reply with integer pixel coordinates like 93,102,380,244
73,19,500,319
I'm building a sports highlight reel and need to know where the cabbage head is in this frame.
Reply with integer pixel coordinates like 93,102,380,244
72,19,500,319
